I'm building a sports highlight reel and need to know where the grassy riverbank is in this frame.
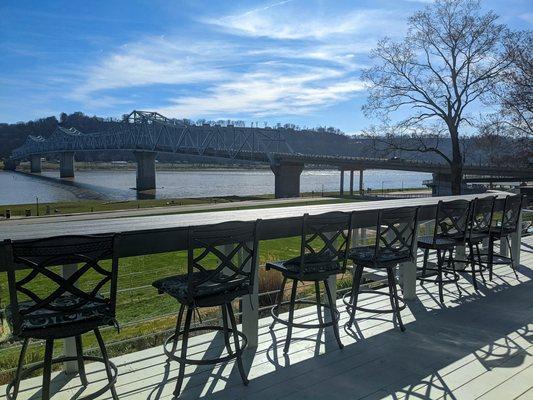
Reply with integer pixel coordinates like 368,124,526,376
0,186,427,218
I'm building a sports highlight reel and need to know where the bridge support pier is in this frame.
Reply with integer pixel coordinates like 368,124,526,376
271,162,304,198
30,155,42,173
60,152,75,178
359,169,364,194
339,169,345,196
134,151,157,191
349,170,354,196
430,173,472,196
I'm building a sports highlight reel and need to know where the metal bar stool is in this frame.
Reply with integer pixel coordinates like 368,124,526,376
487,195,525,277
465,196,496,289
2,234,121,400
344,207,419,332
417,199,471,303
152,220,261,398
266,211,352,353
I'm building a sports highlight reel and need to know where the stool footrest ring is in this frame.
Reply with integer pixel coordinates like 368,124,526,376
342,289,406,314
164,325,247,365
417,267,460,283
270,300,340,329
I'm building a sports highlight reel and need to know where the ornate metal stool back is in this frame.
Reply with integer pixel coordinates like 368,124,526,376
431,199,471,244
186,220,261,304
295,211,352,277
469,196,496,236
373,207,419,266
494,195,524,237
4,234,120,337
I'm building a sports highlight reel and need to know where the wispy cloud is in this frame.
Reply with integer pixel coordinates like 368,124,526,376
204,4,404,40
64,0,406,119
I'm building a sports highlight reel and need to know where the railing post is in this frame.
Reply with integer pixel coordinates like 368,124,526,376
62,264,78,374
511,209,522,269
240,241,259,348
455,245,466,271
500,237,509,258
400,219,420,300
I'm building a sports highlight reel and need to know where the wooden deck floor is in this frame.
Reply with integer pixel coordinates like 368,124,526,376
3,237,533,400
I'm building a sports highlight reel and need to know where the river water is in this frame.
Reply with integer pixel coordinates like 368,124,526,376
0,169,431,205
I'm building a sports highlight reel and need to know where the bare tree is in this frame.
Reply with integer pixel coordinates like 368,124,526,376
494,30,532,136
362,0,510,194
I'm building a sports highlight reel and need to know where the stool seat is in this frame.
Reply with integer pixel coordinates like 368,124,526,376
266,253,341,280
349,245,411,268
153,272,250,306
417,235,457,250
6,294,116,339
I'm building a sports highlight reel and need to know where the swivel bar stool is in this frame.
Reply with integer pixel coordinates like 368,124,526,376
266,211,352,353
152,220,260,398
465,196,495,289
487,195,525,277
345,207,419,332
3,234,121,400
417,199,471,303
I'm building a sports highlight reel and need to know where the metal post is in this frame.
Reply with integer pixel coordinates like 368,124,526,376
349,170,354,196
339,170,344,196
62,264,78,374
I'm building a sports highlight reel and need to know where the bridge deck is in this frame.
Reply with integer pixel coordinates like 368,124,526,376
3,236,532,400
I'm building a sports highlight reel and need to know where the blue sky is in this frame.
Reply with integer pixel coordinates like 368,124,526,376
0,0,531,133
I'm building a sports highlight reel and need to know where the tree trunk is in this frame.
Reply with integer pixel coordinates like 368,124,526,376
449,128,463,195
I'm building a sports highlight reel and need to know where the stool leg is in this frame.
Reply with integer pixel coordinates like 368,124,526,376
387,267,405,332
226,303,249,386
221,303,234,356
284,279,298,354
488,237,494,280
475,243,486,283
270,276,287,330
174,307,193,397
12,338,29,399
421,248,430,279
170,304,185,357
324,278,343,349
94,328,118,400
75,335,88,387
315,281,323,325
436,250,445,304
347,265,363,327
42,339,54,400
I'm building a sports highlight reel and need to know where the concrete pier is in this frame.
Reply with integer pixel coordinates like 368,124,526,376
30,155,42,173
359,169,364,194
430,172,473,195
339,170,345,196
134,151,157,191
349,170,354,196
270,162,304,198
59,152,75,178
